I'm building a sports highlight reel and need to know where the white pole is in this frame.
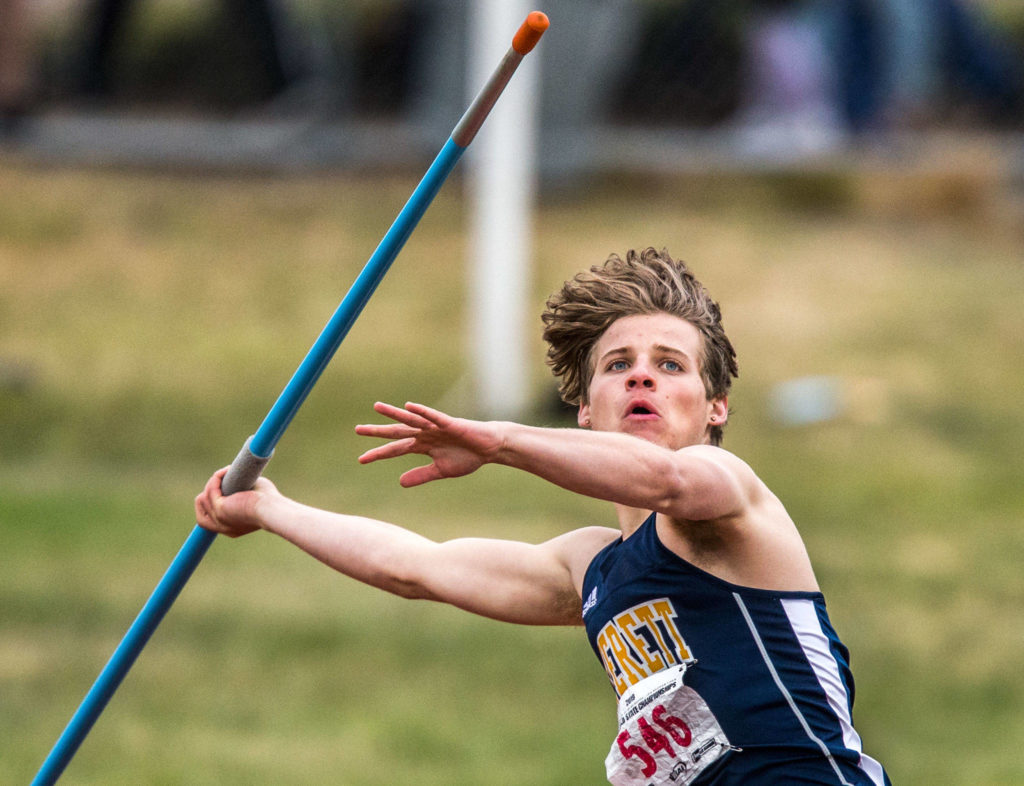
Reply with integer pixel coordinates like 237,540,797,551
466,0,539,418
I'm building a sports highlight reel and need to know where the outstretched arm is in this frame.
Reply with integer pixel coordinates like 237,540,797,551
195,468,614,625
357,402,756,523
356,403,819,593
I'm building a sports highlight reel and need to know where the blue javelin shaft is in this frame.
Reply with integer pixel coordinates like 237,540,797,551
33,12,549,782
252,138,466,458
31,526,216,786
30,140,466,786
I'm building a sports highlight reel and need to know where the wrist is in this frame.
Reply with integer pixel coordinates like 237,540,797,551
253,492,291,533
491,421,518,466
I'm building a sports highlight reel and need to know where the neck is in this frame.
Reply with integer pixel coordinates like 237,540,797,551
615,503,652,538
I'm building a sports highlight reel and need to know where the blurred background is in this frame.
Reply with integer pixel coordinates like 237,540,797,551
2,1,1023,784
3,0,1024,169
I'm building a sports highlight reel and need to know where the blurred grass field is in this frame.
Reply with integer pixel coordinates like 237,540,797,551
1,157,1022,784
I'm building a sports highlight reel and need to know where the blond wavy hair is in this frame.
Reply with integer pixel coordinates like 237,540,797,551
541,247,738,445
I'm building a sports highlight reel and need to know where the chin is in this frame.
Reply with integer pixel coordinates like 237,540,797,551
623,423,672,446
640,428,700,451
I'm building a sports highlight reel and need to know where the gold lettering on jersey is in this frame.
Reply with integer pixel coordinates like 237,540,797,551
596,598,693,697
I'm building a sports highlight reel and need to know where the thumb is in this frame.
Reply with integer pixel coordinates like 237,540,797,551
399,463,444,488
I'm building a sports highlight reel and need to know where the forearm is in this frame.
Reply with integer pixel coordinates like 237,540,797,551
252,492,585,625
256,495,435,599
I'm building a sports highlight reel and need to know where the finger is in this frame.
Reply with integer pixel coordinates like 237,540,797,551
354,423,420,440
197,469,227,519
204,470,222,496
199,517,244,538
358,437,419,465
203,467,231,500
194,493,209,523
251,476,277,495
399,463,445,488
195,500,226,533
403,401,451,427
373,401,434,429
198,518,228,535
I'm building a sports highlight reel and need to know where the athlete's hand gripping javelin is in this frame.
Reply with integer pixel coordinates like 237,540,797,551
355,401,503,487
195,471,279,539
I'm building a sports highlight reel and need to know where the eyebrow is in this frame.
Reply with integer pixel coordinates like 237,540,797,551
598,344,692,364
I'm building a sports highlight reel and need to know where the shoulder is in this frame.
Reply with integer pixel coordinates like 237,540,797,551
541,526,620,597
544,525,620,558
661,449,819,590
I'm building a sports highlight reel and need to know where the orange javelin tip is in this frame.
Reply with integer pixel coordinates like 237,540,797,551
512,11,550,55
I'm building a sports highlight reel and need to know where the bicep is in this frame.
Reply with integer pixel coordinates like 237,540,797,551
661,447,756,523
412,528,615,626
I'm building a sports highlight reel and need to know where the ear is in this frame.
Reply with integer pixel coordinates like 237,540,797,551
577,402,592,429
709,396,728,426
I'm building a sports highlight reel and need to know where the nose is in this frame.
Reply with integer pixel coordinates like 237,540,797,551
626,363,655,389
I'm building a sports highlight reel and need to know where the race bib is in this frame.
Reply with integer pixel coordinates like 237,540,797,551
605,664,734,785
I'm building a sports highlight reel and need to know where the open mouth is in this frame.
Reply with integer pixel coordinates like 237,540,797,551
626,402,659,418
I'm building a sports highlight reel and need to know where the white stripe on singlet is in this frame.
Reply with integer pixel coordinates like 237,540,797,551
782,598,887,786
733,593,853,786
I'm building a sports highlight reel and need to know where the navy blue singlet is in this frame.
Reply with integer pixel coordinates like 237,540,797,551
581,513,890,786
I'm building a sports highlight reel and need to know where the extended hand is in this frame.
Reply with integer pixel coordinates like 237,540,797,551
355,402,503,487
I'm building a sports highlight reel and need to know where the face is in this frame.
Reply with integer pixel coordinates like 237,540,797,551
578,313,727,449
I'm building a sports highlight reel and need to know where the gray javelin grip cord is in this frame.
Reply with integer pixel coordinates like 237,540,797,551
222,437,273,495
32,11,549,785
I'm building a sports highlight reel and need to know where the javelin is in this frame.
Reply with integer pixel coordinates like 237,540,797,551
32,11,549,784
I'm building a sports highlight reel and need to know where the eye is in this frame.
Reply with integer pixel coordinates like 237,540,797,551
607,359,629,372
662,359,683,372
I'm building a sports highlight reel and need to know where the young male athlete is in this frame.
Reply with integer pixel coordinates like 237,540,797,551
196,247,891,785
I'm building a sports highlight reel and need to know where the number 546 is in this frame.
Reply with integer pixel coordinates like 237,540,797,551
616,705,693,778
